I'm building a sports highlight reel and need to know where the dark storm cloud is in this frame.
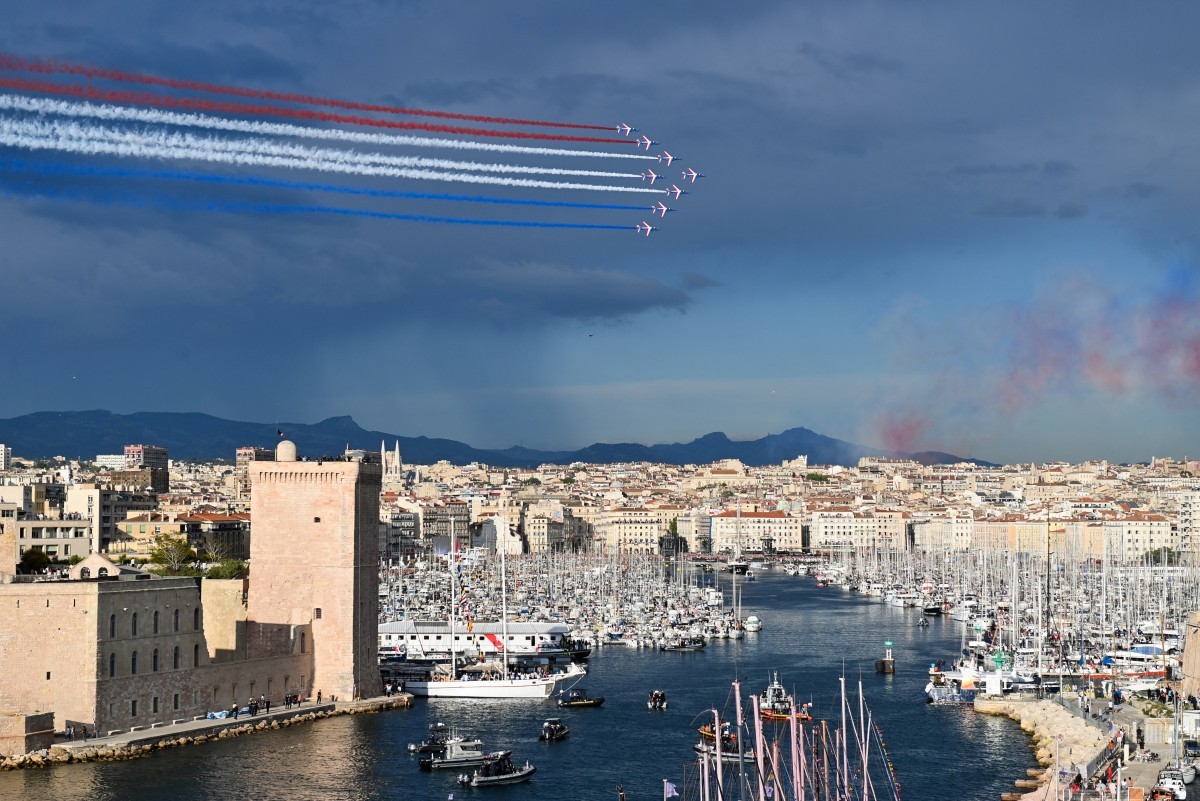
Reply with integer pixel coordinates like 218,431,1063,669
1,1,1199,461
393,78,516,107
976,199,1046,218
796,43,905,80
1054,202,1087,220
680,272,720,291
460,261,692,323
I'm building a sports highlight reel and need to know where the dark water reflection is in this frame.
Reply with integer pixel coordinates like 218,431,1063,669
0,573,1036,800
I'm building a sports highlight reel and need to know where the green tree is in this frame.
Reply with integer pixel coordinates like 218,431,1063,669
205,560,248,580
149,533,197,574
561,476,576,485
19,548,50,573
806,473,830,483
523,477,542,486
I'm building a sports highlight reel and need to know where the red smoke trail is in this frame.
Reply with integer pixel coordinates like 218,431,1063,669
0,53,615,131
0,77,637,146
877,409,927,453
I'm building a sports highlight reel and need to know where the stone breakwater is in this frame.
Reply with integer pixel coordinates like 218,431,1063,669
974,696,1109,801
0,695,412,771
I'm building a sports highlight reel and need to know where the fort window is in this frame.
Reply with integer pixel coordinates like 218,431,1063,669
173,646,180,669
314,608,322,619
314,517,321,523
173,694,179,711
109,614,115,638
194,643,200,667
173,609,180,632
132,612,138,636
300,632,306,653
193,608,200,630
131,699,137,717
98,567,108,577
152,648,159,672
153,611,159,633
45,672,50,680
152,697,159,713
131,651,138,675
108,653,115,677
80,567,90,578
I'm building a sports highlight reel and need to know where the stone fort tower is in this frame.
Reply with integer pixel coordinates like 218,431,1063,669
247,438,383,700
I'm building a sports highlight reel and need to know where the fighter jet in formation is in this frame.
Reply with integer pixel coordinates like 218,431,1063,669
616,123,638,136
681,168,705,183
658,151,677,166
637,135,658,150
664,184,689,200
650,201,673,217
636,221,658,236
641,169,662,185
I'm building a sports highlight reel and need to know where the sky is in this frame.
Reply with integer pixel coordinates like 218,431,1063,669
1,2,1199,465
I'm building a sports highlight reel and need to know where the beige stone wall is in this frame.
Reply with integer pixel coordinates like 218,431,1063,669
0,581,100,730
201,579,249,663
248,458,382,702
0,711,55,756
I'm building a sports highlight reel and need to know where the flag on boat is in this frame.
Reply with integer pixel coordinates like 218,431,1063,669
664,780,679,798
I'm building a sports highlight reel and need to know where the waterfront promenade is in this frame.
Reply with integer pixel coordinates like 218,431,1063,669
1,694,413,769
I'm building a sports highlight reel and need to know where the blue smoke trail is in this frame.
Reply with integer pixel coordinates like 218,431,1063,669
0,155,652,212
0,170,638,231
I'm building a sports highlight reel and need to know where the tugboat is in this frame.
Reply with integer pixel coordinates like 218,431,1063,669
538,718,570,741
647,689,668,710
419,738,509,770
558,687,604,707
459,754,536,787
759,672,812,722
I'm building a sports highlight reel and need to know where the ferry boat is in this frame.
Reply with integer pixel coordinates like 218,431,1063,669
379,619,587,664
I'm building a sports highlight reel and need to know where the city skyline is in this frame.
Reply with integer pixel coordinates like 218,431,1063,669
2,4,1198,465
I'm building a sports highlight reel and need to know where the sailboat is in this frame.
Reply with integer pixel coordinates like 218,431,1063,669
403,523,584,699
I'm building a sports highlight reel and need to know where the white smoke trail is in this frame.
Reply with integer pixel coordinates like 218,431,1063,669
0,118,666,194
0,94,658,162
18,116,642,179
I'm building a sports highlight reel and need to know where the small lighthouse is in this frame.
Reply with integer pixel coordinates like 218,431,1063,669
876,641,895,674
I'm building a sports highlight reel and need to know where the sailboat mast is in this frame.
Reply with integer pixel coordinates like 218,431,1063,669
449,518,458,676
500,535,510,681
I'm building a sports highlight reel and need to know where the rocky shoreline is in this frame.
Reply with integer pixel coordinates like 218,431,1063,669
0,694,412,771
974,696,1110,801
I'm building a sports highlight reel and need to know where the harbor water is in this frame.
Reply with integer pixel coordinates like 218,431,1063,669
0,572,1038,800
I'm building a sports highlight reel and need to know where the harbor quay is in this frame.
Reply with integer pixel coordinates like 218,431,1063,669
0,694,412,770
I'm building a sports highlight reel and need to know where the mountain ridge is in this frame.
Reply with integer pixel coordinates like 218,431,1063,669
0,410,992,468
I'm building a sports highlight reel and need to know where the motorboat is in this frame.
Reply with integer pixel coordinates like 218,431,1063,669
558,687,605,708
408,721,452,754
647,689,668,710
660,636,706,652
419,738,509,770
693,740,756,763
459,754,536,787
759,672,811,722
538,718,569,741
743,614,763,632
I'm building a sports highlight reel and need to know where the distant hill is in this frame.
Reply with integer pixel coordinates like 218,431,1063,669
0,410,991,468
